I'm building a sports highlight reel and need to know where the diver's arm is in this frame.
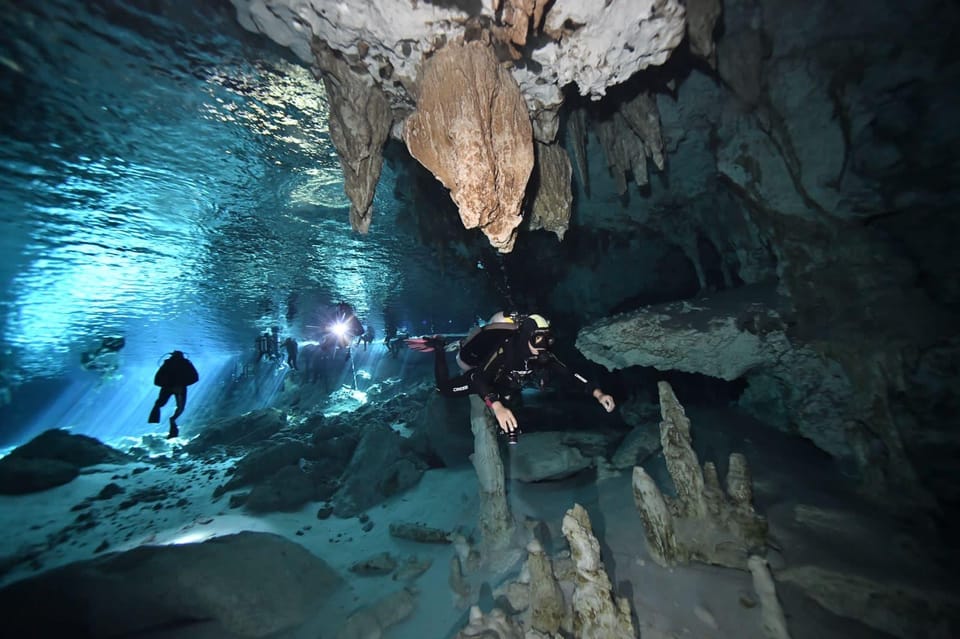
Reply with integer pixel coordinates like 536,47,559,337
469,350,519,434
544,353,616,413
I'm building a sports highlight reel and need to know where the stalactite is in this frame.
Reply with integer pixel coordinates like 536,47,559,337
404,40,534,253
567,107,590,196
528,141,573,241
686,0,723,68
312,39,391,233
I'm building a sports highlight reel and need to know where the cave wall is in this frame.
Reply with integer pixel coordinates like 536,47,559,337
555,0,959,509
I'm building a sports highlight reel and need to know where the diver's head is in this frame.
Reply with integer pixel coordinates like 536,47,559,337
170,350,184,359
519,314,553,352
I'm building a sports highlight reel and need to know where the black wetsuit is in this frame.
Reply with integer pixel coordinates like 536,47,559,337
284,338,298,369
149,354,199,428
432,333,598,404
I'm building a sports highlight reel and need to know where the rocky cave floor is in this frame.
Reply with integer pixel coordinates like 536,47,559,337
0,350,957,639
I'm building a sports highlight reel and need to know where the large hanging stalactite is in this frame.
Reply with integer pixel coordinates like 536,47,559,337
528,141,573,241
312,39,391,233
404,39,534,253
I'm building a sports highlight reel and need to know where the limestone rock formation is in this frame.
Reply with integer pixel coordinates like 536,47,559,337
404,40,534,253
467,395,516,562
777,565,960,639
685,0,722,67
231,0,689,248
561,503,636,638
631,382,768,569
528,141,573,240
231,0,688,117
526,539,566,635
312,40,391,233
335,587,417,639
576,284,858,462
456,605,524,638
332,423,426,517
596,91,665,192
748,555,792,639
508,431,596,482
0,532,341,637
0,429,129,495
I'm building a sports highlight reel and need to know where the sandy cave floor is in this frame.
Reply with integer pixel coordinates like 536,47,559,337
2,398,947,639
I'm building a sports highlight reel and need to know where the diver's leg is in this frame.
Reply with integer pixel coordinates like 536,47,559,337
167,387,186,438
171,387,187,421
434,350,474,398
149,388,172,423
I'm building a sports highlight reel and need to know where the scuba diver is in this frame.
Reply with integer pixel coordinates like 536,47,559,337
358,323,376,351
283,336,299,370
329,301,364,359
80,336,126,375
147,350,199,439
408,313,615,443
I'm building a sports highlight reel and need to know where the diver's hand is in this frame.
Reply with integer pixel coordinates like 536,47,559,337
490,401,519,434
593,389,616,413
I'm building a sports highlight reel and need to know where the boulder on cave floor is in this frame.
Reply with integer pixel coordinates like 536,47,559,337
0,531,342,638
0,429,130,495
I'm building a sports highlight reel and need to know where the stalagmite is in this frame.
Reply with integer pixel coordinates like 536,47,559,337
467,395,516,563
748,555,792,639
727,452,754,507
528,141,573,240
404,40,534,253
561,504,636,639
631,382,768,569
456,605,524,639
312,40,391,233
658,381,708,519
526,539,565,635
631,466,680,567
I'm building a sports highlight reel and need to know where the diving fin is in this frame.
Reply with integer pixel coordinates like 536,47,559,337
405,336,445,353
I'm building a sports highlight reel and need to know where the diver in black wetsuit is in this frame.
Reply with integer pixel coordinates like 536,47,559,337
147,351,199,439
416,314,615,442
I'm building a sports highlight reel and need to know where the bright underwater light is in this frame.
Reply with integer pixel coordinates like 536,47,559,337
329,320,348,338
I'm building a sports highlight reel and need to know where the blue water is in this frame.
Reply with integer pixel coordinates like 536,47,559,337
0,0,495,446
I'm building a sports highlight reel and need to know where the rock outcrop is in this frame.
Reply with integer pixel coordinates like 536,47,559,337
0,532,341,638
508,431,611,482
0,429,130,495
404,40,534,253
577,284,858,462
631,381,767,569
335,588,417,639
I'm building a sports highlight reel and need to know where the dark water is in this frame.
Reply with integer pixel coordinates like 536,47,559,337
0,0,494,444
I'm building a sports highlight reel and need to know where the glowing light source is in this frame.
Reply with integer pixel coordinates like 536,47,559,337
329,320,348,338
